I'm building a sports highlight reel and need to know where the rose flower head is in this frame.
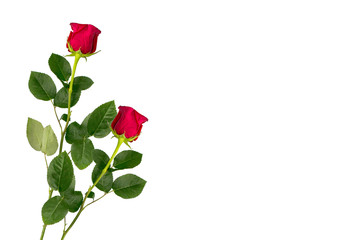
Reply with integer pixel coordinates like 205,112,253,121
111,106,148,142
67,23,101,55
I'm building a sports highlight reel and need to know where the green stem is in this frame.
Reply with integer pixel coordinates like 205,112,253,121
40,189,53,240
40,53,81,240
61,137,124,240
51,100,63,133
44,154,49,170
40,225,46,240
83,190,113,210
59,52,81,153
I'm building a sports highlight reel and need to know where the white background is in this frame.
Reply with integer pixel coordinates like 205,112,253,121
1,0,360,239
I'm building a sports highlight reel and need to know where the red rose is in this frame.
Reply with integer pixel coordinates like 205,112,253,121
67,23,101,54
111,106,148,141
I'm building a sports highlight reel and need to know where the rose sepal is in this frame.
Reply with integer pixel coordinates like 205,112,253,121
111,129,138,149
66,42,101,60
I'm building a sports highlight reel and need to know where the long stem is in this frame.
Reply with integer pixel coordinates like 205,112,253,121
51,100,63,133
61,137,124,240
59,53,81,153
40,53,81,240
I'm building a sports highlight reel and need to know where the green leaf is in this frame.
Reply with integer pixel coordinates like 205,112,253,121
81,113,91,128
60,176,75,196
26,118,44,151
60,114,69,122
71,138,94,170
54,87,81,108
29,71,57,101
92,165,113,192
80,113,91,137
48,53,72,82
73,76,93,90
87,101,117,138
112,174,146,199
42,196,69,225
92,149,110,168
41,125,58,156
113,150,142,170
65,122,87,144
27,119,58,156
87,191,95,199
47,152,74,192
63,191,83,213
60,176,82,212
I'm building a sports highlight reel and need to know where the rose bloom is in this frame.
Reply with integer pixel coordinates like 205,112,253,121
111,106,148,141
67,23,101,54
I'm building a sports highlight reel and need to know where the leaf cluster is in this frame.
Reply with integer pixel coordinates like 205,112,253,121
27,53,147,226
29,53,94,108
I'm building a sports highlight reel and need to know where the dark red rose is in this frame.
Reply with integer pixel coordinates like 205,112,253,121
111,106,148,141
67,23,101,54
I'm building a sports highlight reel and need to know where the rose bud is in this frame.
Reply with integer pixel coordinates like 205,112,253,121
66,23,101,54
111,106,148,142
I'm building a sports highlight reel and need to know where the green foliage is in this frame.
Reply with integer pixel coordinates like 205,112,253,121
112,174,146,199
48,53,72,82
60,114,69,122
71,138,94,170
59,177,82,213
80,113,91,137
42,196,69,225
47,152,74,192
113,150,142,170
73,76,93,90
26,118,58,156
53,75,93,108
26,118,44,151
60,176,76,195
87,191,95,199
63,191,83,213
41,125,58,156
92,149,110,168
54,87,81,108
92,165,113,192
28,50,148,235
87,101,117,138
65,122,87,144
29,71,56,101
